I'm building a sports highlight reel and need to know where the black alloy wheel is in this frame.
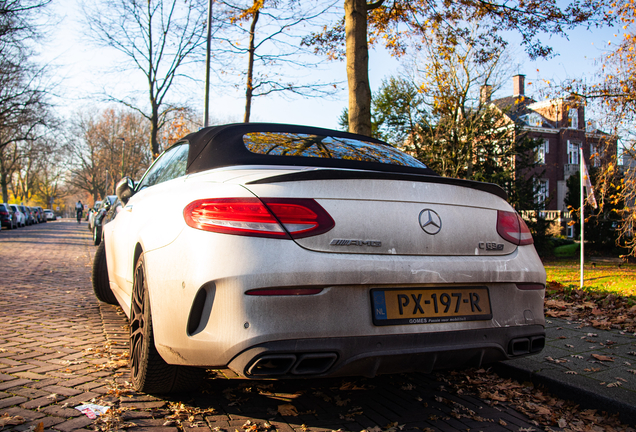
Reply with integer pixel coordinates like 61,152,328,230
129,255,203,394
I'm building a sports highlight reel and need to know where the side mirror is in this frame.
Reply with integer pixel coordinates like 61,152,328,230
116,177,135,205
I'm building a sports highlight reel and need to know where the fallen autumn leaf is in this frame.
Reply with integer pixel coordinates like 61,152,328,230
277,404,299,416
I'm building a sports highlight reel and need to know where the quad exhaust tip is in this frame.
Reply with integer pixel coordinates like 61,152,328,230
247,353,338,377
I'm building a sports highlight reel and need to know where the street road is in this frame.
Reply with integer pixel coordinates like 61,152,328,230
0,221,549,431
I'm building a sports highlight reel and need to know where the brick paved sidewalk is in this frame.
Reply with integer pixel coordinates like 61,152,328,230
0,221,124,431
0,220,603,431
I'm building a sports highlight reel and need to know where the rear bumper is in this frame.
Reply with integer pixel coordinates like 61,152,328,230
227,325,546,378
138,228,546,371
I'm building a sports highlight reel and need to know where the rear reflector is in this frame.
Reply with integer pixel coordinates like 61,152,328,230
515,283,545,290
184,198,334,239
245,288,324,296
496,210,534,246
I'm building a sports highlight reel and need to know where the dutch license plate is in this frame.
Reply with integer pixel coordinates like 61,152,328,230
371,287,492,326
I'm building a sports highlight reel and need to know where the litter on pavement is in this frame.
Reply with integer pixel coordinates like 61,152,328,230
75,403,110,419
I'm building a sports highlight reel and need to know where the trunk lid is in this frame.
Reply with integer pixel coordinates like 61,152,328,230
239,169,516,257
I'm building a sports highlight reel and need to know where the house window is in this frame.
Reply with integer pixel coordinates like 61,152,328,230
535,139,549,164
568,108,579,129
567,141,580,165
590,143,600,167
528,113,542,127
535,179,549,208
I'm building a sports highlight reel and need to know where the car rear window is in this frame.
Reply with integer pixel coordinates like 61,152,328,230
243,132,427,169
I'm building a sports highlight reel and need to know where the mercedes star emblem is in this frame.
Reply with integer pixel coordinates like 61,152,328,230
419,209,442,235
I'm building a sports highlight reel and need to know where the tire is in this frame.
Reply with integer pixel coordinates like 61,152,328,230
93,225,102,246
92,242,118,305
130,255,204,394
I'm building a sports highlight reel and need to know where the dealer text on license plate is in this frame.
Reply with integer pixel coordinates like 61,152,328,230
371,287,492,326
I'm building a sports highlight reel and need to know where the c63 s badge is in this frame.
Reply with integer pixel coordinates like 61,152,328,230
331,239,382,247
479,242,504,251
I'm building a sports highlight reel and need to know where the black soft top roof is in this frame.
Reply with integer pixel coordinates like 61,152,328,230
183,123,439,176
180,123,507,200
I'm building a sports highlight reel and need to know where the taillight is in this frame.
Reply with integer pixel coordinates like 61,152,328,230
183,198,335,239
496,210,533,245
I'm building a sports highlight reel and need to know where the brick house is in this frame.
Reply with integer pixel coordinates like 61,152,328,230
488,74,617,213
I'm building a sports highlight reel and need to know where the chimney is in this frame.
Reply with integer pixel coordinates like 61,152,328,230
480,84,492,104
513,74,525,97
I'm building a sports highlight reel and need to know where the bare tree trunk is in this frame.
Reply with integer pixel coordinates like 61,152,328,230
151,106,160,159
244,8,260,123
0,158,9,204
344,0,372,136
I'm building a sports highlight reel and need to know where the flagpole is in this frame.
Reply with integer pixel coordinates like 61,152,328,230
580,147,584,288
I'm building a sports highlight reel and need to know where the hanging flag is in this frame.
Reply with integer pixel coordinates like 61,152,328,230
581,147,598,209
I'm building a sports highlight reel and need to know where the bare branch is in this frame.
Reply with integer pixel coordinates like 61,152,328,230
366,0,385,11
83,0,207,157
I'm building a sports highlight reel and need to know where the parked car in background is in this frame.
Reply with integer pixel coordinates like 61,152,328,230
20,205,30,225
35,206,46,223
43,209,56,221
0,203,17,230
19,205,34,225
9,205,25,227
19,206,29,225
88,201,102,232
29,207,39,224
92,123,546,394
92,196,117,245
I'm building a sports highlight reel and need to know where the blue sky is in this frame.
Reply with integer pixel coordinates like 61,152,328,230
246,23,618,129
41,1,620,131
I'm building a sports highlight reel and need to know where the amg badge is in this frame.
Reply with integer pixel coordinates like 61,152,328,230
331,239,382,247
